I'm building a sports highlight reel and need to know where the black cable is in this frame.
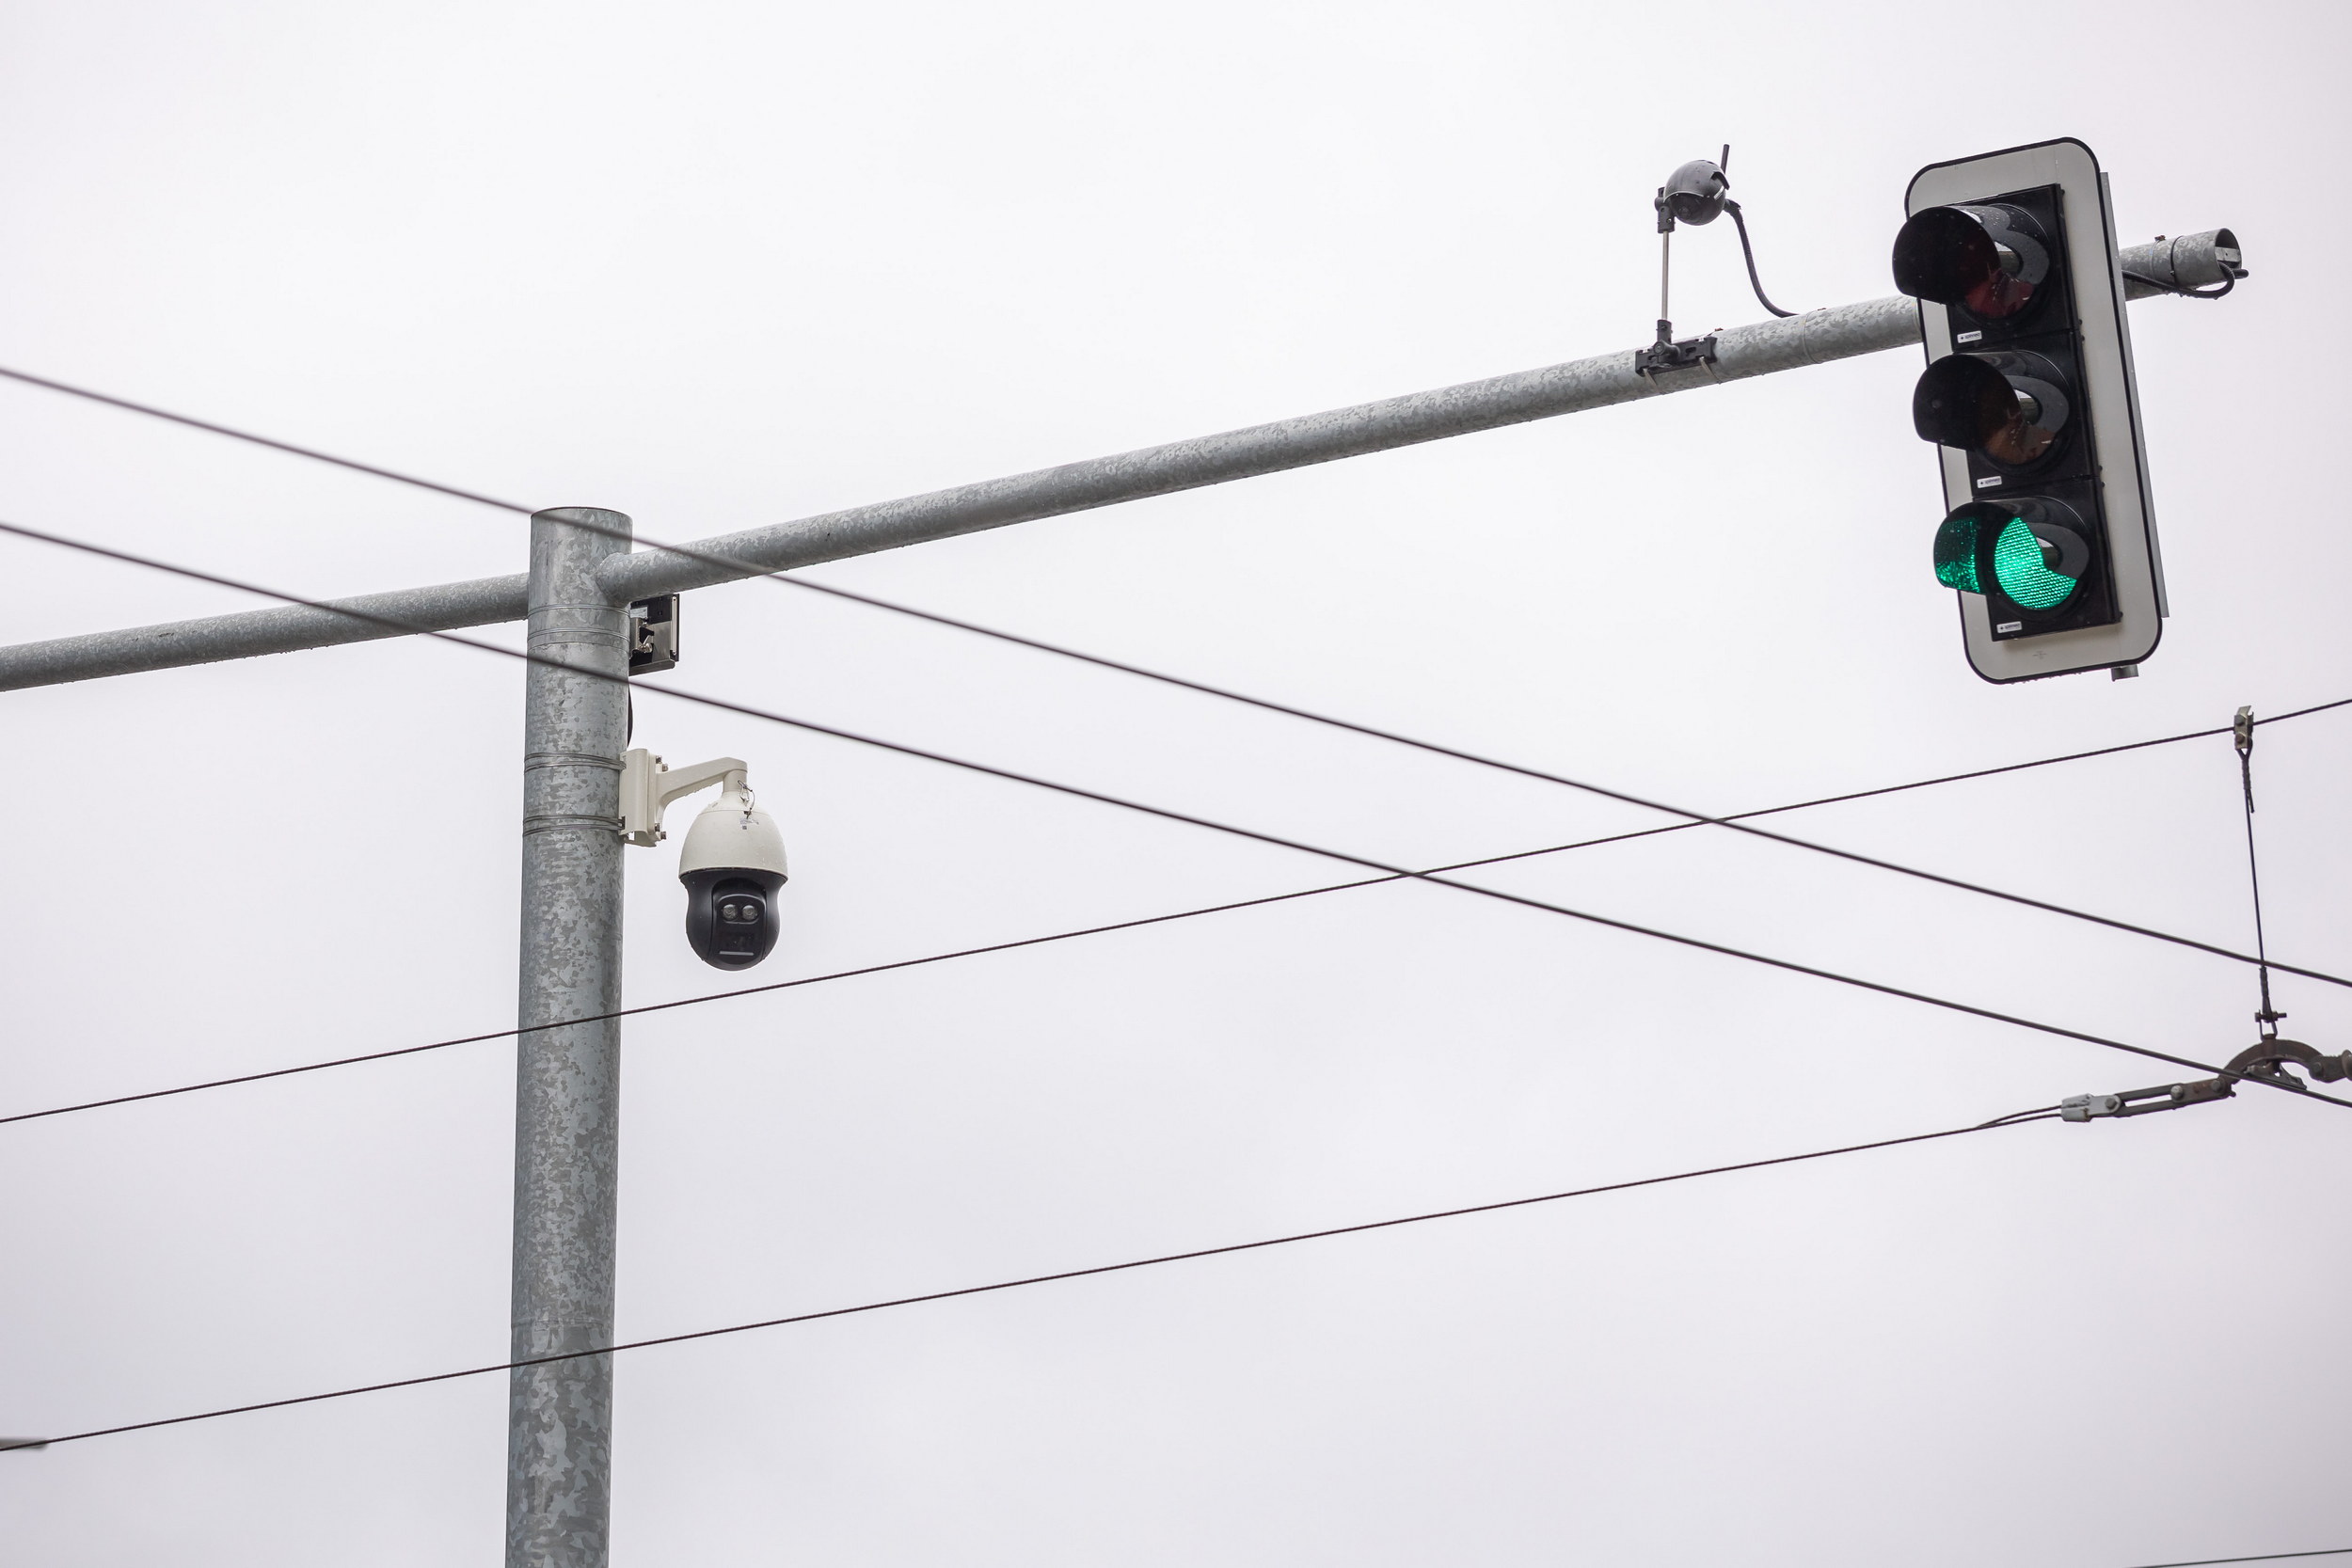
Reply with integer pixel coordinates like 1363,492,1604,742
767,574,2351,990
2122,1553,2352,1568
0,1105,2056,1453
8,361,2331,757
1723,200,1796,318
0,873,1403,1126
2122,268,2235,301
8,514,2352,1121
11,786,2349,1126
0,365,529,512
7,359,2340,991
2262,694,2352,726
1,455,2339,1002
0,779,2302,1129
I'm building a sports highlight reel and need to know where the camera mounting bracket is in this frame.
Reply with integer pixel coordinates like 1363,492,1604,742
619,747,748,847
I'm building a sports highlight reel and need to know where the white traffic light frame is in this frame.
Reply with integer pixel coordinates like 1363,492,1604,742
1908,137,2168,682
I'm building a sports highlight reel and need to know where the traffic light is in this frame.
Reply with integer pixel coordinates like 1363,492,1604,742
1895,139,2166,682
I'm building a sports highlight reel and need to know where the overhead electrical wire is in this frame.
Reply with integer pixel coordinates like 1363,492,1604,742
2122,1554,2352,1568
7,360,2349,990
0,363,526,512
7,514,2352,1125
11,762,2352,1128
0,1102,2058,1453
3,373,2343,1513
739,574,2344,980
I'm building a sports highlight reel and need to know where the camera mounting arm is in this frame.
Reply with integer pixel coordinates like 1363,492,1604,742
619,748,748,847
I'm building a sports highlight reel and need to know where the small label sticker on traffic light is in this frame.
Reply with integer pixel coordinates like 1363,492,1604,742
1897,139,2165,683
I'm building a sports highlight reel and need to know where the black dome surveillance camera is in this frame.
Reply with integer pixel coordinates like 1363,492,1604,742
1661,158,1728,227
677,787,788,970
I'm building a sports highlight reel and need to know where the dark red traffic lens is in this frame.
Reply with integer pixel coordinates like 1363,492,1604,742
1893,206,2036,320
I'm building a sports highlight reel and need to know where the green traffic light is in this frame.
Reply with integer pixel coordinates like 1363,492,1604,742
1932,501,2082,610
1932,509,1983,594
1989,515,2075,608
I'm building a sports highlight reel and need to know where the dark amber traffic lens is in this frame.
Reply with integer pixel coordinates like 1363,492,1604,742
1911,354,2014,444
1913,355,2056,465
1981,412,2054,467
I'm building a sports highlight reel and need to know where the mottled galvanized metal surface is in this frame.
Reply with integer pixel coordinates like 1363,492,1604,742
508,507,632,1568
2119,229,2241,299
0,250,2240,691
599,295,1927,600
0,570,530,690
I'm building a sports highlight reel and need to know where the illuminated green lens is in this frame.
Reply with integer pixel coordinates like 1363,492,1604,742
1991,515,2077,609
1932,512,1982,593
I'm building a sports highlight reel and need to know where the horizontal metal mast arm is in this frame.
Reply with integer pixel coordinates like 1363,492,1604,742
598,296,1917,600
589,239,2225,598
0,229,2237,693
0,572,529,690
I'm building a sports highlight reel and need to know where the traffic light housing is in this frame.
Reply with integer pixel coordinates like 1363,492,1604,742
1896,140,2166,681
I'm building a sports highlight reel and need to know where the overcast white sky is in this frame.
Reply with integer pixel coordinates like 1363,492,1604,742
3,2,2348,1563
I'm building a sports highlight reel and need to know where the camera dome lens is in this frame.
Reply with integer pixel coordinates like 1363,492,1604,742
681,863,787,971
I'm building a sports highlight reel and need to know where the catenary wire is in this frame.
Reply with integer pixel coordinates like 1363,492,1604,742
0,291,2313,1513
0,872,1403,1125
0,359,2320,988
0,286,2322,1553
0,1105,2057,1452
2122,1553,2352,1568
13,793,2352,1127
751,575,2326,983
0,787,2226,1128
7,514,2352,1119
0,364,526,512
3,361,2344,990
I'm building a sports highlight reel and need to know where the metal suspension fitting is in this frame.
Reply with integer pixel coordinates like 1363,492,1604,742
2063,1037,2352,1121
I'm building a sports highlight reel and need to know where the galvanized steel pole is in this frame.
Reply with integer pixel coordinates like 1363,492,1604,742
508,506,633,1568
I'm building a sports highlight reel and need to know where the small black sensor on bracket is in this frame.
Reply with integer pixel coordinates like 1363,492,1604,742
628,594,680,675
